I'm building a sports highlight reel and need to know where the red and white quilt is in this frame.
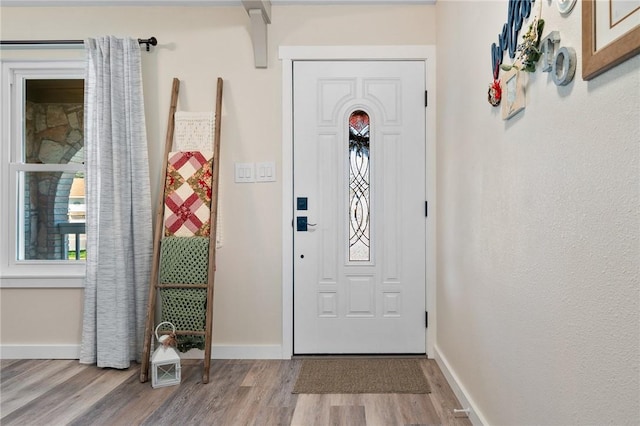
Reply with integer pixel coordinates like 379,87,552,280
164,151,213,237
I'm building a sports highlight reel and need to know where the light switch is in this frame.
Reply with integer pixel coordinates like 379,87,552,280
256,161,276,182
235,162,255,183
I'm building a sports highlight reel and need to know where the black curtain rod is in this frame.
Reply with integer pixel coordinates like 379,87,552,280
0,37,157,51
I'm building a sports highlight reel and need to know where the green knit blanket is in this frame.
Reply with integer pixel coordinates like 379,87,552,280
159,236,209,351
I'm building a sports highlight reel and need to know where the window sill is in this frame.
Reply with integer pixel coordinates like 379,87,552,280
0,265,86,288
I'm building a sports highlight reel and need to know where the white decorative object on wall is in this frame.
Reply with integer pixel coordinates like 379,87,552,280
540,31,561,72
556,0,577,15
501,67,526,120
540,31,577,86
552,46,577,85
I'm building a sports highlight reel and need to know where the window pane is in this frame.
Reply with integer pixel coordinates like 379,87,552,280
18,78,85,261
348,110,370,262
18,171,85,260
25,79,84,164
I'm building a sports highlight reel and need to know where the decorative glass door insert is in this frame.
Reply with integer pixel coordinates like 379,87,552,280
348,110,370,262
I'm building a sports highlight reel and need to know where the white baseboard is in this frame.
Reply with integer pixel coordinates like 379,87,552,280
0,344,284,360
433,344,489,426
0,344,81,359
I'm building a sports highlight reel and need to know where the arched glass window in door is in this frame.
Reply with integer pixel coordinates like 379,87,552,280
349,110,370,261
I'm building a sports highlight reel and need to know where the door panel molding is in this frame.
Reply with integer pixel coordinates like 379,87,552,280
279,45,437,359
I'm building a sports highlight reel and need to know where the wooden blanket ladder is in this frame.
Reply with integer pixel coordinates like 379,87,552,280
139,77,223,384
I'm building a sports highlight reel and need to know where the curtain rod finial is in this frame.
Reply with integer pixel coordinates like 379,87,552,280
140,37,157,51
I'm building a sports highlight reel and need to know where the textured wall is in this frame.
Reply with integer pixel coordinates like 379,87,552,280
436,0,639,424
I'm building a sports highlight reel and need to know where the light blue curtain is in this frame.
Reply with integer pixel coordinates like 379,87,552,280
80,36,153,369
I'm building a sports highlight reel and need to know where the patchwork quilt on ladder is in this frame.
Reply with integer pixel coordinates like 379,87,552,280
163,151,213,237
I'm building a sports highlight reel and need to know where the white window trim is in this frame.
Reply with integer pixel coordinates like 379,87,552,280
1,60,86,288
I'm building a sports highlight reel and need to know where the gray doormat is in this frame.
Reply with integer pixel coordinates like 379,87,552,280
292,358,431,394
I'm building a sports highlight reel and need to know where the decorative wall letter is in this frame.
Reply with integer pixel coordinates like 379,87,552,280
552,47,577,86
491,0,535,79
540,31,560,72
540,31,577,86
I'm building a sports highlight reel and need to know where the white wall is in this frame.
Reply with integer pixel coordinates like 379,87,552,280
436,0,639,424
0,5,436,353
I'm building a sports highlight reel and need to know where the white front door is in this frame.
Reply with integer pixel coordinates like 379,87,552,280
293,60,426,354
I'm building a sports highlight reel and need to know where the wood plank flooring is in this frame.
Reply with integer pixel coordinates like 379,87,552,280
1,358,471,425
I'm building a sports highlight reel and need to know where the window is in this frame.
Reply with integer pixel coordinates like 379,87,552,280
348,110,370,262
1,61,86,286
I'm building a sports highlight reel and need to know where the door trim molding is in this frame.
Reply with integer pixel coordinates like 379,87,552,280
279,45,437,359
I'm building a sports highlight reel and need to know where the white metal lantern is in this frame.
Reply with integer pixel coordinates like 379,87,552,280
151,321,181,388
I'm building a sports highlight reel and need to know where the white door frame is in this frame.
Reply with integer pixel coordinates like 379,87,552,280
279,45,437,359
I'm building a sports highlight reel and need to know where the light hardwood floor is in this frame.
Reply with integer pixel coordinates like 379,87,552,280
1,358,471,425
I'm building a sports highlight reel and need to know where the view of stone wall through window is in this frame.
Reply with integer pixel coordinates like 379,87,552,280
23,79,85,260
